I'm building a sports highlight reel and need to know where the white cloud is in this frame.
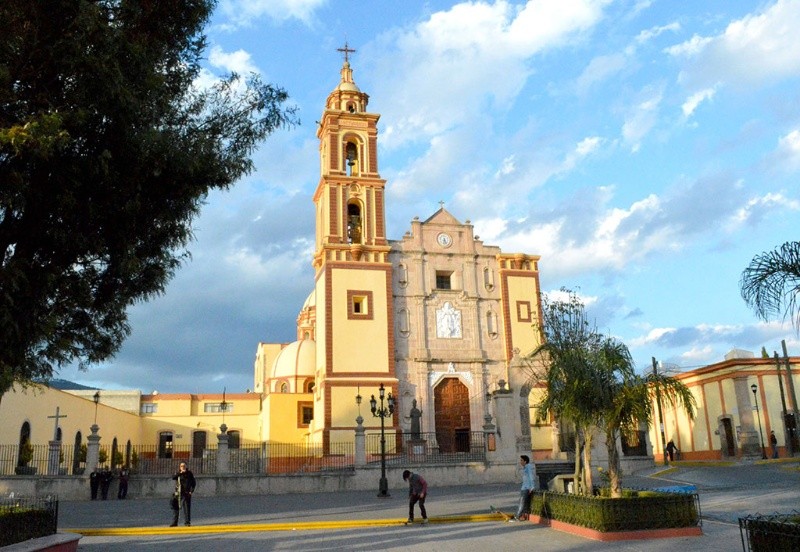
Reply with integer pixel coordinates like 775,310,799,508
219,0,327,27
728,191,799,229
681,87,716,117
208,45,260,75
576,53,627,95
621,88,663,152
775,129,800,171
636,22,680,44
370,0,610,150
560,136,603,172
669,0,800,88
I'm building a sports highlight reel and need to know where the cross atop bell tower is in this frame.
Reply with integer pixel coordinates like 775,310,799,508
336,41,356,63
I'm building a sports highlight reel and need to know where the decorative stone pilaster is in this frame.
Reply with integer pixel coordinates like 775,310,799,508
354,415,366,467
86,425,101,471
491,381,517,463
483,412,497,459
216,423,230,474
48,441,62,475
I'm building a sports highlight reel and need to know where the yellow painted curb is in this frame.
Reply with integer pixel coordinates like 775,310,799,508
66,513,506,536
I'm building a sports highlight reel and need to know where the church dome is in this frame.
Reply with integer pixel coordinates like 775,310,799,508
271,338,316,380
302,290,316,310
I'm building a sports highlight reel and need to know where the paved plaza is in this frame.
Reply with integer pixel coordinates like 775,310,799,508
58,460,800,551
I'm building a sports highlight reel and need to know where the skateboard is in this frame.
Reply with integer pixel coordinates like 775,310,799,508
489,504,512,521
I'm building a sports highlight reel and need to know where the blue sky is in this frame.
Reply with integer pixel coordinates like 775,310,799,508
62,0,800,393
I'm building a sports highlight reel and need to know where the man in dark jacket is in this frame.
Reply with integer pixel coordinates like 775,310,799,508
402,469,428,525
170,462,197,527
99,469,114,500
89,468,100,500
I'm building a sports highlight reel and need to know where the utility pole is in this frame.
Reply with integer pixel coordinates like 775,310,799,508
652,357,668,465
773,351,791,456
781,340,799,456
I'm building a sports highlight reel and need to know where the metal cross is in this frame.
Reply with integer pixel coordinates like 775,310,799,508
47,406,67,441
337,41,356,63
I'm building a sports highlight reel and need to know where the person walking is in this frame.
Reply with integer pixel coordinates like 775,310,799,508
403,469,428,525
666,440,678,462
510,455,536,522
770,431,779,459
170,461,196,527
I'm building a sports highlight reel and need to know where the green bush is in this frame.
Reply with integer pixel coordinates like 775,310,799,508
0,505,57,547
529,490,699,532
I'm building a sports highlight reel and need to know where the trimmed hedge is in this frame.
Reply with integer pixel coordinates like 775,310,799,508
529,489,699,532
0,498,58,547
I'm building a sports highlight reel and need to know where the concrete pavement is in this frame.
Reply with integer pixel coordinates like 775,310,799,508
58,459,800,551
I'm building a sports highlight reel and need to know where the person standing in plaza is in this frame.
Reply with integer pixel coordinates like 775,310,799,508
99,468,114,500
770,431,779,458
510,455,536,522
89,467,100,500
170,461,196,527
403,469,428,525
117,466,130,499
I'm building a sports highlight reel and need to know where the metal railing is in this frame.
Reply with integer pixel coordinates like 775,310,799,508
0,444,85,476
264,442,354,474
739,511,800,552
365,431,486,466
0,434,489,476
0,495,58,547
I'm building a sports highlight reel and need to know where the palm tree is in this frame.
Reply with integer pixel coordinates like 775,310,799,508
531,289,607,494
740,241,800,330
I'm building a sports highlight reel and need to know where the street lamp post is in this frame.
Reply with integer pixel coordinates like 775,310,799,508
369,383,395,498
93,391,100,425
751,383,767,459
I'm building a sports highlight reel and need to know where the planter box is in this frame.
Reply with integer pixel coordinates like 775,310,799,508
14,466,38,476
529,489,701,536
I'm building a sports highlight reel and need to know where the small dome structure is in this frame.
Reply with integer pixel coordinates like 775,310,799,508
271,338,316,381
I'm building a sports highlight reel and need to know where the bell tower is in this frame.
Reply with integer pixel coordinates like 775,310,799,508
310,45,396,448
313,44,388,265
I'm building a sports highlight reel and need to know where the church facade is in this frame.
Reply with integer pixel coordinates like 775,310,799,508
254,57,545,451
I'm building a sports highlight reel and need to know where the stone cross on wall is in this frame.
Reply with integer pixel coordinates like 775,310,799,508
47,406,67,441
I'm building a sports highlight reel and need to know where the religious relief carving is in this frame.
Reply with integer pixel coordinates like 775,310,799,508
428,362,474,387
436,302,462,338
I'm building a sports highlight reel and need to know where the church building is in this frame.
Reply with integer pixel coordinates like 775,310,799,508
254,54,545,451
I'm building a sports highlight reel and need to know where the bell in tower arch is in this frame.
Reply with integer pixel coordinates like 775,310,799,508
345,142,359,176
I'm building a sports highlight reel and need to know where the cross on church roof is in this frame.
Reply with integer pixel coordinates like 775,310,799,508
337,41,356,63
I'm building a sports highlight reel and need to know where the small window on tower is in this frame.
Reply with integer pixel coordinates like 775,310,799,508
348,290,373,320
354,296,365,313
435,271,452,290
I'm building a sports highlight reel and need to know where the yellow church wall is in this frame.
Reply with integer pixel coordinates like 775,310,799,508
503,274,541,358
263,393,312,443
702,381,723,451
331,385,363,427
0,384,142,448
690,385,711,452
330,268,390,374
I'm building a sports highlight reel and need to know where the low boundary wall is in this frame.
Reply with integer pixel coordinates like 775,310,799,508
0,462,518,501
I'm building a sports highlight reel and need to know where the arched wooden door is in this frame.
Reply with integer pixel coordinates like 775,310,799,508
434,378,471,453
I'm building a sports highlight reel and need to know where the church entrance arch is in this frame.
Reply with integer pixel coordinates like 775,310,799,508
434,377,471,453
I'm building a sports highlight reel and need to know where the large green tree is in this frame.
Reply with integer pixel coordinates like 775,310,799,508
740,241,800,331
0,0,297,402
